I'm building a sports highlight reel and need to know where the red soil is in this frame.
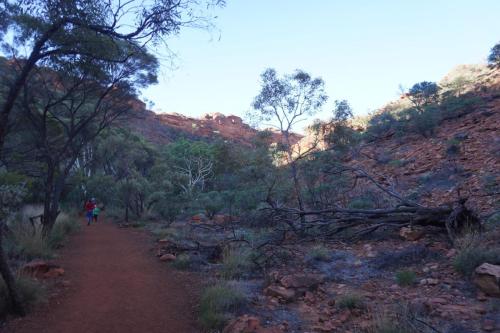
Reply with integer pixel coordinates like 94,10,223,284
5,219,200,333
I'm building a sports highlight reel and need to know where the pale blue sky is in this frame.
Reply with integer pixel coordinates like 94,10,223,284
142,1,500,126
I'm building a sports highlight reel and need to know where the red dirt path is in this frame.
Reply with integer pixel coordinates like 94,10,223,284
5,219,200,333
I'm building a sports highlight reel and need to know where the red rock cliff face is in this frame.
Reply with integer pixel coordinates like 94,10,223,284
125,104,302,146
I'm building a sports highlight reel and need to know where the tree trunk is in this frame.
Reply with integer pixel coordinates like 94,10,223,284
287,147,307,231
0,223,25,316
41,165,63,236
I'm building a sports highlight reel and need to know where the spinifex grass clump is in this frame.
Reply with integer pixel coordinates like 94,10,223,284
199,283,247,330
395,270,417,286
336,293,366,310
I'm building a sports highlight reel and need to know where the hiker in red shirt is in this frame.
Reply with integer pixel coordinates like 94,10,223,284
85,199,96,226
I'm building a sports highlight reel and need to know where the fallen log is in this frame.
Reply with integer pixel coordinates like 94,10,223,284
270,198,479,242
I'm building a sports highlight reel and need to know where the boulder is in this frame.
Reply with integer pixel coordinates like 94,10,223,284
43,267,65,278
399,226,424,241
159,254,176,262
223,315,284,333
279,273,325,290
223,315,261,333
22,260,49,276
473,263,500,297
264,285,296,303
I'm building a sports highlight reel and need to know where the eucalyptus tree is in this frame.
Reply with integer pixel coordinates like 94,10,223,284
0,0,225,316
249,68,328,223
0,0,225,158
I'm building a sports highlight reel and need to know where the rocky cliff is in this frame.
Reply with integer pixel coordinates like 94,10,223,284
125,101,302,146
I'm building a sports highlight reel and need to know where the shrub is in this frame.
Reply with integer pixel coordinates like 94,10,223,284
408,81,439,105
0,276,46,317
453,247,500,276
171,253,192,270
199,191,225,220
488,42,500,68
388,159,407,168
9,211,80,260
10,222,53,260
485,213,500,231
305,245,331,262
440,95,482,119
220,248,256,280
348,197,375,209
406,106,440,137
395,270,416,286
49,213,80,248
366,112,399,138
337,293,365,310
199,283,247,331
445,138,461,156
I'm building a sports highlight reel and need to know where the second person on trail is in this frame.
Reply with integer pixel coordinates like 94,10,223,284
93,205,101,223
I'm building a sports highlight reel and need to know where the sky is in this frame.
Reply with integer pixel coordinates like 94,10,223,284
142,0,500,127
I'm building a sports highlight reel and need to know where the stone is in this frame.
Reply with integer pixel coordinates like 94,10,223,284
223,315,284,333
473,263,500,297
399,226,424,241
482,319,496,332
264,285,296,303
43,267,65,278
223,315,261,333
160,254,176,262
419,278,439,286
445,249,457,258
279,273,325,290
22,260,49,276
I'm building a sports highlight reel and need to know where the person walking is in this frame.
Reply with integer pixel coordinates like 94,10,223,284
85,199,96,226
93,205,101,223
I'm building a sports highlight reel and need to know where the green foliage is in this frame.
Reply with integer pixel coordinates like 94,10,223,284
0,276,46,318
348,196,375,209
488,42,500,68
445,138,461,155
171,253,192,270
48,213,81,249
388,159,406,167
439,94,483,119
336,293,366,310
305,245,331,262
485,213,500,231
366,112,398,138
199,283,247,331
199,191,225,219
407,81,440,108
7,210,79,260
395,270,416,286
453,247,500,276
220,248,256,279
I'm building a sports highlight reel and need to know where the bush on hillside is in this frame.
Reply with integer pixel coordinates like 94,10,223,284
395,270,417,286
336,293,366,310
366,112,399,138
488,42,500,68
407,81,440,109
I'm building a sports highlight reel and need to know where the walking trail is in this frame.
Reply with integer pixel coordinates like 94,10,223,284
6,218,200,333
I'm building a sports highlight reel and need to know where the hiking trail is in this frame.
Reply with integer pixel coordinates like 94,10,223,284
6,218,200,333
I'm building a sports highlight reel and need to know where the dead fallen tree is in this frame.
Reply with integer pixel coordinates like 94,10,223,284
267,165,481,242
271,201,479,241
